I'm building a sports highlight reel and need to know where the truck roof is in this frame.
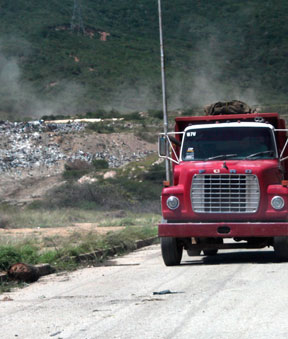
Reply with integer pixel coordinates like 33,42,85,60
184,121,275,132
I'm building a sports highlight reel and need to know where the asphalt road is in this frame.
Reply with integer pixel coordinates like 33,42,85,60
1,244,288,339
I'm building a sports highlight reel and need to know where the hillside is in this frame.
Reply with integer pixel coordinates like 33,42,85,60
1,1,288,118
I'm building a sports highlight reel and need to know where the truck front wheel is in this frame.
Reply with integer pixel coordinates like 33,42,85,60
274,236,288,260
161,237,183,266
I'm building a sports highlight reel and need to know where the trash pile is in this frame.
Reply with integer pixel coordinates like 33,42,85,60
0,120,83,173
0,120,154,174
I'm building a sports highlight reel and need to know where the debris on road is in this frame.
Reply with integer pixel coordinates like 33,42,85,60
8,263,41,283
153,290,178,295
153,289,172,295
50,331,62,337
7,263,55,283
1,296,13,301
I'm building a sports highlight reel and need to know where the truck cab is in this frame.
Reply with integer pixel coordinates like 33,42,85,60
158,113,288,265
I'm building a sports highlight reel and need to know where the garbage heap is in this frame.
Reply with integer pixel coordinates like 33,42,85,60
0,120,153,175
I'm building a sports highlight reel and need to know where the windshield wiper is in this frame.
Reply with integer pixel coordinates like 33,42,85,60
206,153,238,161
246,150,275,159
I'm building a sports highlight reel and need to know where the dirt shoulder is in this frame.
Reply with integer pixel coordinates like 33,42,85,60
0,223,125,240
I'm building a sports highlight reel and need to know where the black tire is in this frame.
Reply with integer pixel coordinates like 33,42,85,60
274,236,288,260
161,237,183,266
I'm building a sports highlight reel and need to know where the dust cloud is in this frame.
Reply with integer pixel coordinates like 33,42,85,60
108,81,161,113
168,35,260,111
110,32,260,114
0,26,262,118
0,38,84,119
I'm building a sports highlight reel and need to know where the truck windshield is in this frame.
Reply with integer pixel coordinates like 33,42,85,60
181,126,276,161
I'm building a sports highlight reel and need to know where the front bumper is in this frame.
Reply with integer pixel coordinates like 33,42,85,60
158,222,288,238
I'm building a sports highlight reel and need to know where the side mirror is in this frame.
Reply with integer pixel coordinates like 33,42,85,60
158,135,167,156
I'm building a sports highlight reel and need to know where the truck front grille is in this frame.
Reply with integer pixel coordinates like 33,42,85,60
191,174,260,213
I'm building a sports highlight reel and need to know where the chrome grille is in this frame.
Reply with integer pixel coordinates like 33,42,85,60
191,174,260,213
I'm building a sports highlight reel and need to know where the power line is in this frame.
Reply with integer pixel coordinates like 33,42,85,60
70,0,85,35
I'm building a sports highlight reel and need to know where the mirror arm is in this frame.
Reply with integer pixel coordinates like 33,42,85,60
168,135,181,146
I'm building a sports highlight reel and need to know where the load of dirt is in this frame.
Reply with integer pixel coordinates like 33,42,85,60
204,100,256,115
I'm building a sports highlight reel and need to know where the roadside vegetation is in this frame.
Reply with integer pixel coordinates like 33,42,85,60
0,154,163,292
0,225,157,271
0,223,158,293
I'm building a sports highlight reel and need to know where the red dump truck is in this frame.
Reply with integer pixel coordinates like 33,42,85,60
158,112,288,265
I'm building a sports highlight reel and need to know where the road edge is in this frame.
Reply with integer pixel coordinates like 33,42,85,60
0,236,159,283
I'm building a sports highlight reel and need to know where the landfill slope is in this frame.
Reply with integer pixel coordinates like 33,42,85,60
0,120,157,205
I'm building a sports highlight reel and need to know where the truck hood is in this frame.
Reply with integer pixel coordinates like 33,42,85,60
174,159,281,180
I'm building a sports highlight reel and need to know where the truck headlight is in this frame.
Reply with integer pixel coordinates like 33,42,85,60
166,196,180,210
271,196,285,210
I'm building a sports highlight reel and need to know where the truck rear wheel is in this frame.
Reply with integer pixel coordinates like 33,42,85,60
161,237,183,266
274,236,288,260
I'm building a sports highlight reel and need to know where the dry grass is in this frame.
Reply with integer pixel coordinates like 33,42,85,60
0,208,159,270
0,207,118,229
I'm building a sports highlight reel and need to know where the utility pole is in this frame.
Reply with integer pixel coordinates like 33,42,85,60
71,0,86,35
158,0,171,183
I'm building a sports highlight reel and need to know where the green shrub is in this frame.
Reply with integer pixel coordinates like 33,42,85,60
87,122,115,133
63,159,92,180
39,250,59,264
0,215,10,229
115,177,161,201
43,174,162,212
64,160,92,171
92,159,109,169
0,245,40,271
27,200,46,209
135,130,158,143
0,246,21,270
63,169,89,180
41,114,70,121
141,163,165,184
45,181,131,210
182,108,198,116
19,245,39,265
148,110,163,119
124,112,143,121
80,110,121,119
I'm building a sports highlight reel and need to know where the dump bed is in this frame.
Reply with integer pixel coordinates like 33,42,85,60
175,113,285,132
